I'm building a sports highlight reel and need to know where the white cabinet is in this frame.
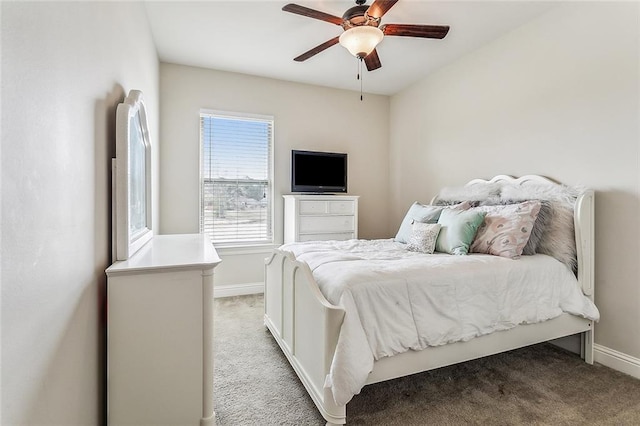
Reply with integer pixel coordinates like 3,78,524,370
283,195,359,243
106,234,221,426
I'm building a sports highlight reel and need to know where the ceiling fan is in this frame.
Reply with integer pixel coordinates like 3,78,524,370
282,0,450,72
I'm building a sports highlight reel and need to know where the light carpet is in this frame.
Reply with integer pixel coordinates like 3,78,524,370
214,294,640,425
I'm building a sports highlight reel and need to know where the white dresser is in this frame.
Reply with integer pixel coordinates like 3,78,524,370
283,194,359,243
106,234,221,426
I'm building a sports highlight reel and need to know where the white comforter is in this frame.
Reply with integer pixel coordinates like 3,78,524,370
280,239,600,407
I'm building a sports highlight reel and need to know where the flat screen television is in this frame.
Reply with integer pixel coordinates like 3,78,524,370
291,150,347,193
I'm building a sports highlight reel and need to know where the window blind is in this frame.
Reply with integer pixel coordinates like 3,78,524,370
200,111,273,245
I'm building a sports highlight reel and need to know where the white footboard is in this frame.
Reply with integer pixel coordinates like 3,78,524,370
264,249,347,425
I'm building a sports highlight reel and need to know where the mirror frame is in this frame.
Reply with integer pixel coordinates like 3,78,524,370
114,90,153,260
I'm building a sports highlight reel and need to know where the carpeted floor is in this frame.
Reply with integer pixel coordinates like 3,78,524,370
214,295,640,425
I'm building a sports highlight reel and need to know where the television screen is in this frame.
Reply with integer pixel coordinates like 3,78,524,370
291,150,347,193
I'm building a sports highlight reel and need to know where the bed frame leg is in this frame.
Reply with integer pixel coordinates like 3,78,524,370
580,324,593,365
582,327,594,365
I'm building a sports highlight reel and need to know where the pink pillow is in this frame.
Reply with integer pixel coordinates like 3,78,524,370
470,201,541,259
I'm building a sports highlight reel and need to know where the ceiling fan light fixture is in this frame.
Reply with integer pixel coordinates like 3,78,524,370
339,26,384,59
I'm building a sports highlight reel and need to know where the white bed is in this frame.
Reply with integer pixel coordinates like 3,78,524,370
264,175,597,425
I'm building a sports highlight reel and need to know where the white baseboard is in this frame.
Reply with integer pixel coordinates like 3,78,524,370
594,344,640,380
214,282,264,299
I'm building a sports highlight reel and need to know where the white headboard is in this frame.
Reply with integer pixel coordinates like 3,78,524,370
447,175,594,300
467,174,560,187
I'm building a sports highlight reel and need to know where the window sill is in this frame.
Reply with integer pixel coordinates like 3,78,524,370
213,243,279,256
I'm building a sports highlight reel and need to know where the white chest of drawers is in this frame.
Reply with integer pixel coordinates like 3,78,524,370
106,234,221,425
283,194,359,243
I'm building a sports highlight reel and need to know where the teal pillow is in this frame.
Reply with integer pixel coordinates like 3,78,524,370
435,209,487,255
394,202,443,243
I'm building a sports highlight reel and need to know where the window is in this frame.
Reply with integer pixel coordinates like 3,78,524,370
200,110,273,246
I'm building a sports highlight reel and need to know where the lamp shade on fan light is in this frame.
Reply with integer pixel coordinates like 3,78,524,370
339,26,384,58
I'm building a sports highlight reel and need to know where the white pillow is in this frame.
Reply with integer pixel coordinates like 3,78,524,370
407,223,442,254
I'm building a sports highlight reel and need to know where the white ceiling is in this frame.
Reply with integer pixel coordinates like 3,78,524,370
145,1,557,96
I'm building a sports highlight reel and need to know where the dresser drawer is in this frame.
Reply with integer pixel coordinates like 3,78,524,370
299,216,354,233
299,199,356,216
299,200,328,215
298,232,354,242
328,200,355,215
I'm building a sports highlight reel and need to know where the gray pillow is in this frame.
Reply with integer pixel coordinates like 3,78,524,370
395,203,444,244
521,200,552,255
433,182,502,206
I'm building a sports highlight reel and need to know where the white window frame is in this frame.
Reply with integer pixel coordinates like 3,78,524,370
199,109,274,248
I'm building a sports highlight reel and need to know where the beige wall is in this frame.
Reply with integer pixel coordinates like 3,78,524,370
3,4,636,423
389,3,640,358
1,2,159,424
159,64,390,286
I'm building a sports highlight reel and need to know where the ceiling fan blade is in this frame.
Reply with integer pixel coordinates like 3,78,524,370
293,36,340,62
382,24,450,39
366,0,399,20
364,49,382,71
282,4,343,26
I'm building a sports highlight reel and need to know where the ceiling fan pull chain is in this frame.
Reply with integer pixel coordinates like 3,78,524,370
359,57,363,101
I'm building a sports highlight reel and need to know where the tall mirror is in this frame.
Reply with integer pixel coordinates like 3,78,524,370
114,90,153,260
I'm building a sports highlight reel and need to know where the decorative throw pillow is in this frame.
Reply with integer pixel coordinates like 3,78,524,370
395,201,471,244
435,209,486,255
469,201,542,259
395,203,443,244
407,223,441,254
520,200,552,255
433,182,502,206
534,203,576,270
499,183,582,270
500,183,584,206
